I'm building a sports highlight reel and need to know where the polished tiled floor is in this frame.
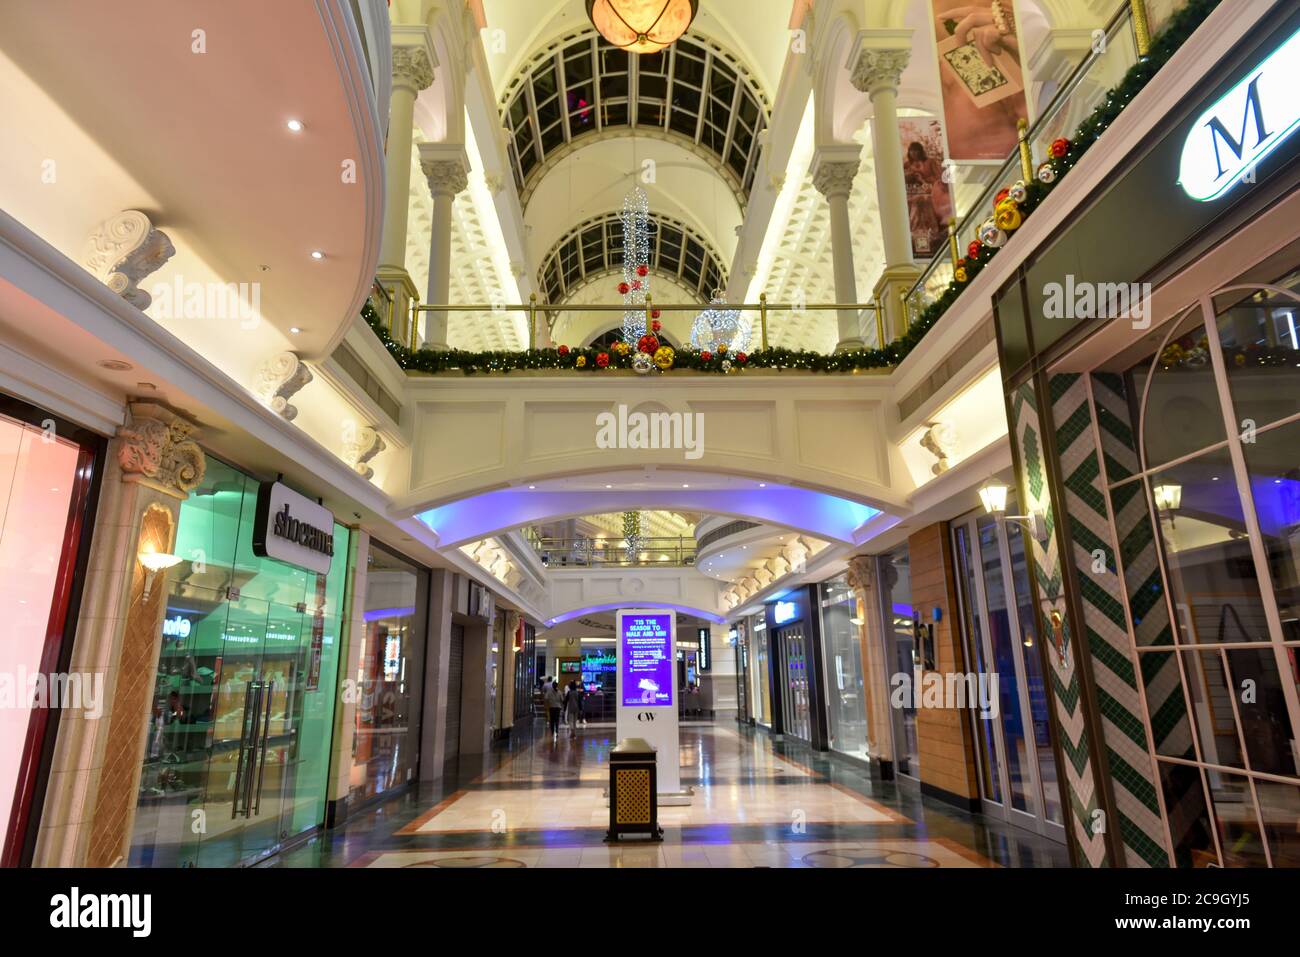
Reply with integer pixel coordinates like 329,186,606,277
270,720,1070,868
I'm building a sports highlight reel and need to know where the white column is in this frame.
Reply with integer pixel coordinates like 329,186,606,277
377,31,436,342
812,147,864,350
850,33,920,343
417,144,470,350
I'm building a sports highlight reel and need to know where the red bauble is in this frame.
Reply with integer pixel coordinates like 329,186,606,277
596,352,609,368
700,351,713,361
957,257,968,268
636,264,648,277
651,320,662,333
637,334,659,355
632,280,642,290
618,282,630,295
651,309,662,319
995,187,1010,206
1050,137,1070,159
735,352,748,364
968,240,982,259
557,345,569,356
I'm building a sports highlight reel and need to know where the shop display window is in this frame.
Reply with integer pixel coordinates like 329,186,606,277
129,457,349,867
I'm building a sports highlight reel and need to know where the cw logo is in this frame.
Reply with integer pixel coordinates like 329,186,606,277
636,711,657,722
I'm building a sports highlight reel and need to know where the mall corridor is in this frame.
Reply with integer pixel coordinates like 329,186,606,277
272,719,1067,868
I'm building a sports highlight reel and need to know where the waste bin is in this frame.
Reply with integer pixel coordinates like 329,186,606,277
605,737,662,842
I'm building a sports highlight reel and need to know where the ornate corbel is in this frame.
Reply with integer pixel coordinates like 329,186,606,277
117,401,205,499
84,210,175,310
254,352,313,421
920,422,959,476
343,425,386,480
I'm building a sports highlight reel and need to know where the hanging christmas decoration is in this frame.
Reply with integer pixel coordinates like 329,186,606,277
620,187,652,344
622,510,643,563
361,0,1222,381
689,294,750,354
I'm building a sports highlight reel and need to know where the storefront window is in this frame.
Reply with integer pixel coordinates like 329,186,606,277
879,547,917,777
129,457,349,867
350,541,428,804
1109,266,1300,866
750,615,771,727
0,407,100,866
1241,419,1300,642
1212,272,1300,432
818,575,868,760
1131,309,1226,470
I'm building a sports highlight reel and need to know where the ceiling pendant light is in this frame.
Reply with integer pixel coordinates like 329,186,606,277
587,0,698,55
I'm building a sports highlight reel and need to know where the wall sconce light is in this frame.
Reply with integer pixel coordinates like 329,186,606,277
979,479,1044,541
139,549,182,601
1153,483,1182,526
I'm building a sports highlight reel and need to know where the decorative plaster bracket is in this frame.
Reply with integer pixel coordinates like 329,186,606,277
343,424,386,480
117,401,205,499
83,210,175,310
254,352,313,421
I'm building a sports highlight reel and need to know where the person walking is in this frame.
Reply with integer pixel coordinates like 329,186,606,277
563,681,583,739
544,679,563,739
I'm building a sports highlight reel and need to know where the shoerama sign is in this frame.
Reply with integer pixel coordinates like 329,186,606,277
252,481,335,575
1179,25,1300,201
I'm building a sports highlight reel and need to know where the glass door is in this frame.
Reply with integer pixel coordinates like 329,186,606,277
777,626,811,742
952,508,1065,840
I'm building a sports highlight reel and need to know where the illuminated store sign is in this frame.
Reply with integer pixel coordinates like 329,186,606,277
773,600,799,625
161,615,192,639
1179,25,1300,201
252,480,335,575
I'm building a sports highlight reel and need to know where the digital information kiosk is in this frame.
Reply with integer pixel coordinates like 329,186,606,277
614,608,686,796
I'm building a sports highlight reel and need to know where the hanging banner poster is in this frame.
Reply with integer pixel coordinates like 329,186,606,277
899,117,955,258
930,0,1029,161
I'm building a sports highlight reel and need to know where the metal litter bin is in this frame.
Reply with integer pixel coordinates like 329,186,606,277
605,737,662,842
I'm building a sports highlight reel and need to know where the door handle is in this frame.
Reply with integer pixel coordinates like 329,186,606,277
253,680,274,815
242,682,264,818
231,682,255,819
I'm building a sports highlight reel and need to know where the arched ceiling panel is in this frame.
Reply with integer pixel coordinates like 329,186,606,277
500,29,770,205
537,210,727,305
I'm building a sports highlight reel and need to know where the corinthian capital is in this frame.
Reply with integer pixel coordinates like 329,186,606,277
846,555,878,598
117,402,205,499
418,142,471,198
391,26,437,94
812,146,862,201
848,30,913,96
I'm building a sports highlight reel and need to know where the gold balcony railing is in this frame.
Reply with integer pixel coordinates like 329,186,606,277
530,536,697,568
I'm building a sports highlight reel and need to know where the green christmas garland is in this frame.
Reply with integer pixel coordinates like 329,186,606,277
363,0,1221,377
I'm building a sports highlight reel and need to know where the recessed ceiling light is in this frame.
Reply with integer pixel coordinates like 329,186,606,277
759,483,766,488
528,485,536,489
289,326,301,334
605,484,612,489
682,483,690,488
310,250,324,260
286,119,304,132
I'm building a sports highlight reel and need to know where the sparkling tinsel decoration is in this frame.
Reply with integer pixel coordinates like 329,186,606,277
620,187,652,344
690,293,750,353
622,510,642,564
